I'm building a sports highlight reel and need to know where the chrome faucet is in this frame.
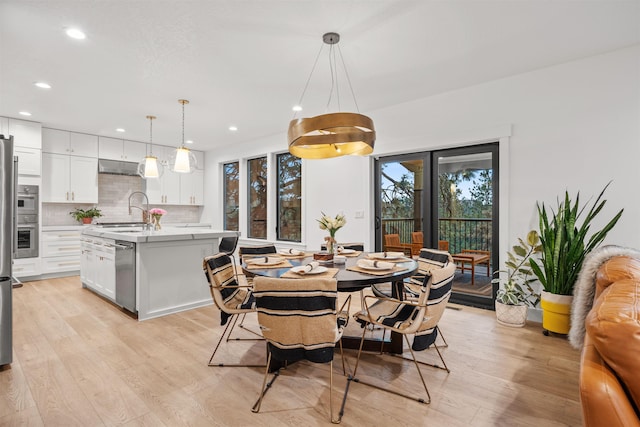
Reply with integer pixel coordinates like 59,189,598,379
128,191,151,231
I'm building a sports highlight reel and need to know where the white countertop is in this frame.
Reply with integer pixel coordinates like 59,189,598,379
42,225,89,231
82,226,238,243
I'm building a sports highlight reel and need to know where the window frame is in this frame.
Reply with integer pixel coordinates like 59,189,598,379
275,152,302,242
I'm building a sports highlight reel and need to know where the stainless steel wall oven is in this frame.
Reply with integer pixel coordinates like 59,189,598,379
15,185,38,259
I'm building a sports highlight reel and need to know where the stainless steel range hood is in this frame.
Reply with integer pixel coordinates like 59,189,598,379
98,159,140,176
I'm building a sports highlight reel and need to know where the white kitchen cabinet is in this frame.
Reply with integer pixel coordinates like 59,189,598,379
99,136,147,162
42,153,98,203
41,229,81,274
80,237,115,300
179,169,204,205
94,244,116,300
80,238,96,287
125,139,147,162
8,119,41,149
12,258,40,278
14,146,41,176
147,170,181,204
43,128,98,157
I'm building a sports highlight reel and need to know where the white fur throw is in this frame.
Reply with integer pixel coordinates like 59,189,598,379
568,245,640,349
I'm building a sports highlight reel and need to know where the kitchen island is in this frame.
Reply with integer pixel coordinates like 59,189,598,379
81,226,239,320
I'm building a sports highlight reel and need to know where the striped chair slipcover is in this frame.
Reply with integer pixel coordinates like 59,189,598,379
346,250,456,405
371,248,454,353
251,276,351,424
203,253,264,367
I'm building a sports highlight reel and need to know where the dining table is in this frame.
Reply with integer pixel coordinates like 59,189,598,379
242,251,418,354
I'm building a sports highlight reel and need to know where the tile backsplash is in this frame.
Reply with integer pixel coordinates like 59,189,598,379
42,174,202,225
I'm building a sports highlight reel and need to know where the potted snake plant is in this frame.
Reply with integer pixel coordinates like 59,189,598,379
492,230,541,327
530,183,623,335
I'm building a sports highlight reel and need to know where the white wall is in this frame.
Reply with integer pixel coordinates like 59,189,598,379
204,45,640,255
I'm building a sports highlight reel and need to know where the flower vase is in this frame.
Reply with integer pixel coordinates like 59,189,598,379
154,216,162,231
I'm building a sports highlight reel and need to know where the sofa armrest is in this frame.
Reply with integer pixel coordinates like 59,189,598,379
580,338,640,427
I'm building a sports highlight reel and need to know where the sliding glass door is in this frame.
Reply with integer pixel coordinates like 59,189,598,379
375,143,499,309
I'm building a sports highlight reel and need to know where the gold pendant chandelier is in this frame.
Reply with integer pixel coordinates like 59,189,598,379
288,32,375,159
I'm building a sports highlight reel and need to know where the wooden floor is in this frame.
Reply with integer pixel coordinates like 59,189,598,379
0,276,583,426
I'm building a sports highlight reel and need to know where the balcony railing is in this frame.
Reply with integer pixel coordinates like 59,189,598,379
382,217,493,261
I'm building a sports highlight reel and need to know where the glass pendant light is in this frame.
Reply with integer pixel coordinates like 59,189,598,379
138,115,164,179
170,99,197,173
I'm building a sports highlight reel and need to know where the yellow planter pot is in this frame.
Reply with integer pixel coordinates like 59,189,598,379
540,291,573,335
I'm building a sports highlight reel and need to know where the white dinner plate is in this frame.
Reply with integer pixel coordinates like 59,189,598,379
370,254,403,261
248,257,283,266
290,265,328,275
339,249,356,254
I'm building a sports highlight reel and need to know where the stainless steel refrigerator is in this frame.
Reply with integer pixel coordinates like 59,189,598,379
0,135,14,366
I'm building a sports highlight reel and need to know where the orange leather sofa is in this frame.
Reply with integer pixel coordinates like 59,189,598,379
570,247,640,427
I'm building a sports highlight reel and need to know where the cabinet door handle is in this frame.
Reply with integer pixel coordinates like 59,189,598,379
66,191,69,200
72,192,75,200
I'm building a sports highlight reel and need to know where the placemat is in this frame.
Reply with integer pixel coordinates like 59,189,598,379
365,254,410,263
277,252,310,259
281,267,339,279
347,265,408,276
245,259,293,269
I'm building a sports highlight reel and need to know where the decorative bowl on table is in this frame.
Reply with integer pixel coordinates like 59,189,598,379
313,251,334,261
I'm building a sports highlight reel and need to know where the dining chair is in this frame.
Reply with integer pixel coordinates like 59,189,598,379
251,276,352,424
383,234,412,256
218,234,239,266
238,244,278,263
371,248,453,356
202,253,265,367
341,253,456,406
411,231,423,256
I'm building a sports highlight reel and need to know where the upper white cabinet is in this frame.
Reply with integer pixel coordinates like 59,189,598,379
42,153,98,203
179,169,204,205
43,128,98,157
99,137,147,162
146,169,181,205
14,146,41,176
8,119,41,149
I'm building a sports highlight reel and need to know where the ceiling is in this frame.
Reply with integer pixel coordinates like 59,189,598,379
1,1,639,152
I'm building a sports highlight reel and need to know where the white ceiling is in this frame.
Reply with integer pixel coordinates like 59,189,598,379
1,1,639,152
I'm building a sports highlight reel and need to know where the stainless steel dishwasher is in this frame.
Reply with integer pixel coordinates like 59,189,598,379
114,241,136,314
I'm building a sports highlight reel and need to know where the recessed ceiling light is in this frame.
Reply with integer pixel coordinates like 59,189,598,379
34,82,51,89
66,28,86,40
19,111,32,116
115,128,125,133
185,140,194,144
292,105,303,112
228,126,238,132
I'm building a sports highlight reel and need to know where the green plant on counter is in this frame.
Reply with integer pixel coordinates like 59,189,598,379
492,230,541,307
530,183,623,295
69,207,103,222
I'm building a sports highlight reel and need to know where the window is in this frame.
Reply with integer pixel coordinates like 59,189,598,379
276,153,302,242
248,157,267,238
223,162,239,231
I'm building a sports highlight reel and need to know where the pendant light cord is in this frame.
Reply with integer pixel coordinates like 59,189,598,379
181,102,185,147
149,116,153,155
292,43,325,120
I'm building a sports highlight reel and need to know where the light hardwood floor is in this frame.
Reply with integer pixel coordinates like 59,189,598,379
0,276,582,426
